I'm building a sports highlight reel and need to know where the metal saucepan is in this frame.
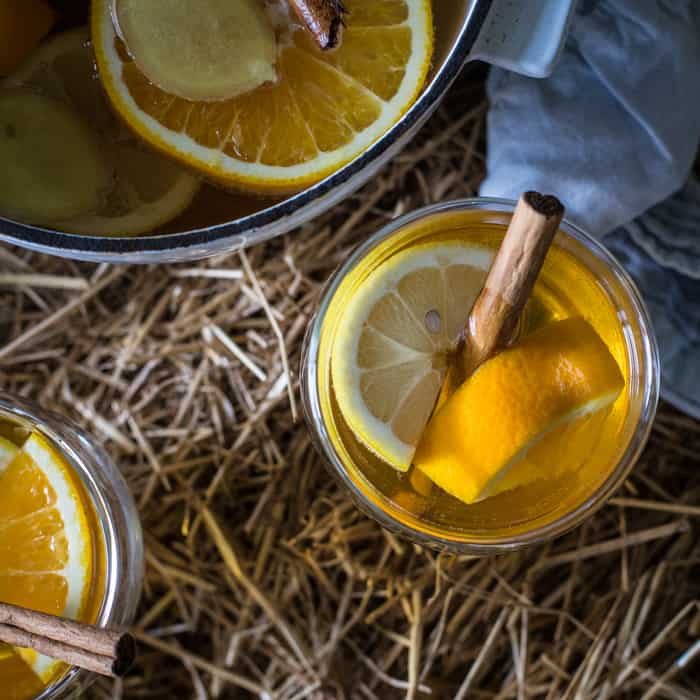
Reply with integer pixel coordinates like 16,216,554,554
0,0,576,263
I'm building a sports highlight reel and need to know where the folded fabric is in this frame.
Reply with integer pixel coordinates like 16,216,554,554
605,178,700,418
479,0,700,417
480,0,700,238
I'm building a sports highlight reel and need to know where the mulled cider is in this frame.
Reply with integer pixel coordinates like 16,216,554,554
0,397,142,700
303,201,658,550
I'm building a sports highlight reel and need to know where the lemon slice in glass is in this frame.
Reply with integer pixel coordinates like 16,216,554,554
331,242,493,471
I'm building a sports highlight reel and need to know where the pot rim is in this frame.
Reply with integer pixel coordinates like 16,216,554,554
0,0,493,263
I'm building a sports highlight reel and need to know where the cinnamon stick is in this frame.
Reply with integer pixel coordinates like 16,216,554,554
288,0,345,50
0,602,135,678
440,191,565,399
466,191,565,369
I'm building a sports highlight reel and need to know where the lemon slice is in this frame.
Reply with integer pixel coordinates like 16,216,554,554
92,0,433,193
0,88,111,225
414,317,626,504
5,29,200,236
0,433,95,685
332,242,493,471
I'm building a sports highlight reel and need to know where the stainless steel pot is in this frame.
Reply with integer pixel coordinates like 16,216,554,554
0,0,576,263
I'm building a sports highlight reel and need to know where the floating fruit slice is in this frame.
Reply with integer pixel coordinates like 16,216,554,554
114,0,277,101
5,29,200,236
0,437,18,472
0,0,57,76
331,242,493,471
492,405,613,497
92,0,433,193
414,317,626,504
0,433,95,685
0,88,110,225
0,650,44,700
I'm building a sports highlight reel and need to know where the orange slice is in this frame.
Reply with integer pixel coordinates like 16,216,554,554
0,0,57,76
0,440,38,699
0,433,96,687
0,650,44,700
414,317,626,504
92,0,433,193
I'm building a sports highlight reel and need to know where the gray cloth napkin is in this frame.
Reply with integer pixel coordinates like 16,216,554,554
479,0,700,417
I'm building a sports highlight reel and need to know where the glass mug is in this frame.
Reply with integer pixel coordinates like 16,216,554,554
0,394,143,699
301,198,659,555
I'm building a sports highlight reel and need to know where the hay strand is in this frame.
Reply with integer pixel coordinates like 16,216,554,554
0,68,698,699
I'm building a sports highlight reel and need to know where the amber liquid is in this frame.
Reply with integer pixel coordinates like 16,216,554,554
34,0,469,235
0,416,106,694
315,210,632,542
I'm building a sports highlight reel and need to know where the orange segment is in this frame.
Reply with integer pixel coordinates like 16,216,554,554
346,2,410,25
0,0,57,76
0,451,70,614
283,48,382,153
414,317,626,504
92,0,433,192
322,27,413,100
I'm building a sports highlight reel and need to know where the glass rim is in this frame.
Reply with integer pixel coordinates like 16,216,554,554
0,393,144,698
303,196,661,554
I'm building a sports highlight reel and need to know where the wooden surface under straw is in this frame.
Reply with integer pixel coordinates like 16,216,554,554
1,69,699,699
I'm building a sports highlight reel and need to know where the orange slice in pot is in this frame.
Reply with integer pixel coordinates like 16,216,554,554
0,0,57,76
92,0,433,194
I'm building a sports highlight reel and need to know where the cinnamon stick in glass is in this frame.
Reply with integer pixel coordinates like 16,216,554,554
0,601,135,678
439,191,565,400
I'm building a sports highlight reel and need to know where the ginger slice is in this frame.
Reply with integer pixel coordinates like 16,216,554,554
0,89,110,225
114,0,277,102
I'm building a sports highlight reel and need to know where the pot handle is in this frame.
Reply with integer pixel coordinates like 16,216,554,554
468,0,579,78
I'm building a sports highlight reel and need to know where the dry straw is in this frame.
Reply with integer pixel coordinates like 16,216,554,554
1,71,699,699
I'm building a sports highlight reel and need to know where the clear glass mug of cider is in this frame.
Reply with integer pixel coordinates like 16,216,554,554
302,198,660,554
0,394,143,700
